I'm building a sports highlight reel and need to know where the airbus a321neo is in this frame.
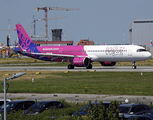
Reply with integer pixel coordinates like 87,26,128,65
15,24,152,69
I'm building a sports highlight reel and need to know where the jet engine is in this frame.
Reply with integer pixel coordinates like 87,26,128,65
73,57,90,67
100,61,116,66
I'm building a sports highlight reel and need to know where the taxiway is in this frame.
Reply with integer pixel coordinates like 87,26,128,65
0,66,153,72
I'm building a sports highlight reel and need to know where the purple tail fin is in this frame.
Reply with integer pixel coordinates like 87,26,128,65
16,24,37,53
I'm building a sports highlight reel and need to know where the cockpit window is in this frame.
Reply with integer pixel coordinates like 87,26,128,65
136,49,147,52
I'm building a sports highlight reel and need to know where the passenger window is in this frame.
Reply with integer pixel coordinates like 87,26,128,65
54,102,62,108
135,105,144,112
142,105,150,110
16,103,23,110
131,106,136,113
24,101,34,109
46,102,61,109
46,103,54,109
51,102,60,108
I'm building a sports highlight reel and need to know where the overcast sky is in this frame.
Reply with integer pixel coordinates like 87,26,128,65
1,0,153,46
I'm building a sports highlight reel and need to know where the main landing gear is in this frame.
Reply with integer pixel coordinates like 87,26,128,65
67,64,93,69
132,61,136,69
86,64,92,69
68,64,74,69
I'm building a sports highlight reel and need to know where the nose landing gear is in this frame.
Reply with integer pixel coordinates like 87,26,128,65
132,61,136,69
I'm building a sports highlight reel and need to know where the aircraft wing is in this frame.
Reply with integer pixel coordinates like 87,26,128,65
31,52,77,58
13,48,23,54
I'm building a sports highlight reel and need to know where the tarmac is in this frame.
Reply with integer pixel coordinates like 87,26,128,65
0,66,153,72
1,93,153,104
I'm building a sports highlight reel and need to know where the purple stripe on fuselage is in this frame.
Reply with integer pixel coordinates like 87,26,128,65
37,46,87,56
35,46,88,61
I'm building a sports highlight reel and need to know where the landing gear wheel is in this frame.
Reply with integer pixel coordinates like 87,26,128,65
132,65,136,69
86,64,92,69
132,61,136,69
68,64,74,69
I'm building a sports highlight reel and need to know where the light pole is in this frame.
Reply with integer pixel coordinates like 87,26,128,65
8,19,11,47
3,72,26,120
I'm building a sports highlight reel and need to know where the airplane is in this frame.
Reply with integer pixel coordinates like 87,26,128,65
150,39,153,46
14,24,152,69
0,42,5,49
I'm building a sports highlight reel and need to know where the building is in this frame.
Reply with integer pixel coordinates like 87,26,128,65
129,19,153,50
76,39,94,46
51,29,62,41
33,41,73,46
31,37,49,42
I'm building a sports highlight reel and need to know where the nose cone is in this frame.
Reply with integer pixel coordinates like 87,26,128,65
145,52,152,59
148,52,152,58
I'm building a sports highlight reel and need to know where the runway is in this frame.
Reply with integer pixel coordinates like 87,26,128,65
0,66,153,72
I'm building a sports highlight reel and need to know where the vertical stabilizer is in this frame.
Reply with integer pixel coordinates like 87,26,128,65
0,43,5,47
150,39,153,46
16,24,37,52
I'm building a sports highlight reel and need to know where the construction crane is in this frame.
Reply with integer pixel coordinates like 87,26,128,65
0,28,28,31
36,7,79,38
0,29,16,31
32,15,66,37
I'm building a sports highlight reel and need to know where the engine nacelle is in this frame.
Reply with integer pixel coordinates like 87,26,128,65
73,57,90,67
100,61,116,66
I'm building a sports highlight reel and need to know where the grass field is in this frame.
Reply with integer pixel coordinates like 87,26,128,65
0,71,153,96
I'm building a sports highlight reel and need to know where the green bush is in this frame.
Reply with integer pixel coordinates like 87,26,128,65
81,100,119,120
4,104,83,120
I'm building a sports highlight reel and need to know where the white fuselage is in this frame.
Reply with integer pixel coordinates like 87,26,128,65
84,45,152,62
